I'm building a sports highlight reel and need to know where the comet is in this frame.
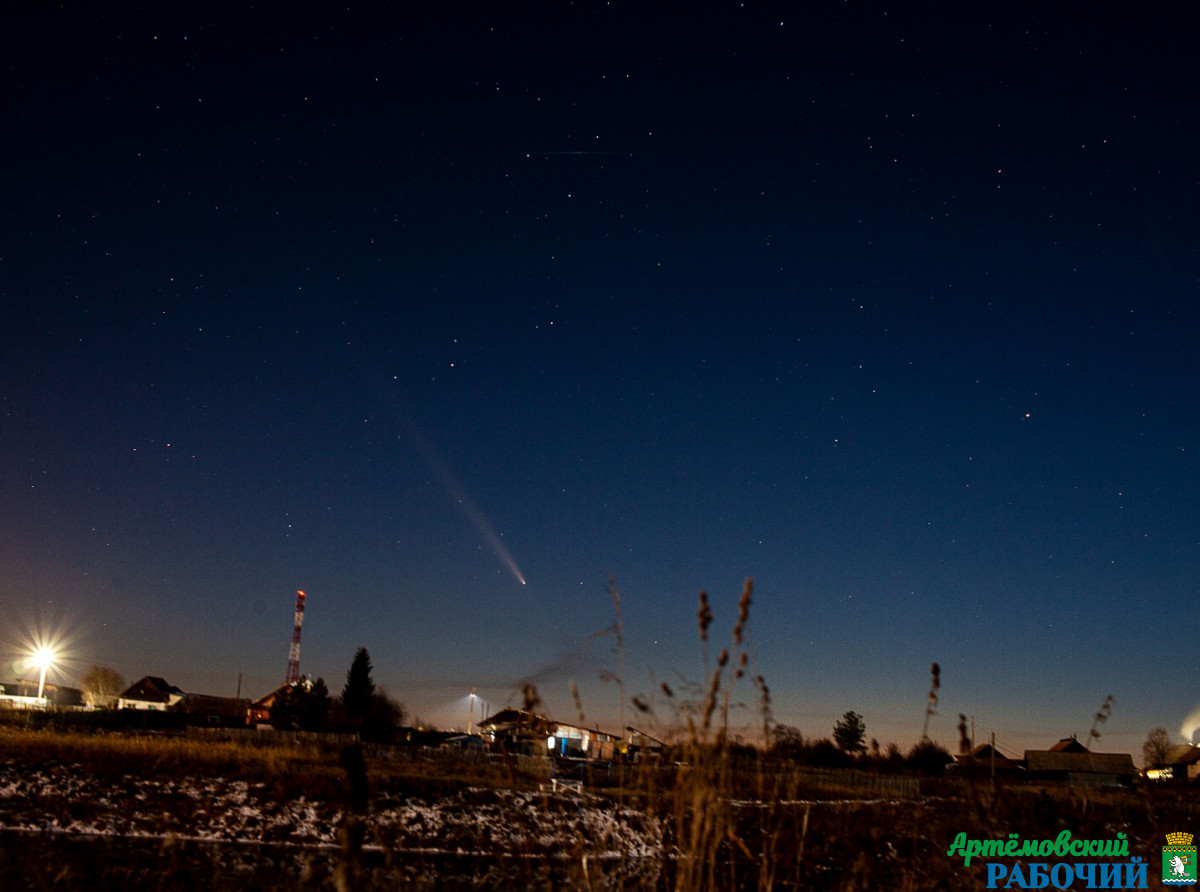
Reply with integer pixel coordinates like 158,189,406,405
402,419,527,587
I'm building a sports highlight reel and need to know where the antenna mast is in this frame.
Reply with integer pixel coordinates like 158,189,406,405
285,590,307,684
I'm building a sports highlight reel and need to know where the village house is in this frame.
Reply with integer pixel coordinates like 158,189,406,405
1153,745,1200,783
477,708,621,759
0,680,84,709
117,676,186,711
173,692,250,727
247,683,290,725
1022,737,1136,787
625,726,667,762
116,676,248,727
951,742,1020,778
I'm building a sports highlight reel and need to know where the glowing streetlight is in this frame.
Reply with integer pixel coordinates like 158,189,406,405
31,647,55,702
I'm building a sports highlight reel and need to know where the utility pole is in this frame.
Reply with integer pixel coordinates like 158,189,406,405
468,686,476,735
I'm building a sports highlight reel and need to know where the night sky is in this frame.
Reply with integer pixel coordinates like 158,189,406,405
3,2,1197,759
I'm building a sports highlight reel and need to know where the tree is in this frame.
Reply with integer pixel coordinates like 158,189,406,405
341,647,376,729
270,677,332,731
806,738,851,768
299,677,333,730
833,711,867,753
365,686,404,741
767,724,806,761
906,739,954,776
80,665,125,709
1143,727,1172,769
883,742,904,771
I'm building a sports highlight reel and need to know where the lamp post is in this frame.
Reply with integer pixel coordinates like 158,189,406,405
31,647,55,703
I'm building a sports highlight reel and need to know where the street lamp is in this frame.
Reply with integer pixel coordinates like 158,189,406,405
31,647,55,702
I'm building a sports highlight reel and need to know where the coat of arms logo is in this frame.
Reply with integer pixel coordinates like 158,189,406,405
1165,832,1198,885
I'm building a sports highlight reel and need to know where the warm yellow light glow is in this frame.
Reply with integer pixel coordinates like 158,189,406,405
31,647,55,671
31,646,55,701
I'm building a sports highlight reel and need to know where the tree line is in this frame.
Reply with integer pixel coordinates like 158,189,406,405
762,710,955,775
269,647,404,741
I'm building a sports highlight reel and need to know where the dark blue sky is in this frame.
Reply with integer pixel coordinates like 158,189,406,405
2,2,1197,756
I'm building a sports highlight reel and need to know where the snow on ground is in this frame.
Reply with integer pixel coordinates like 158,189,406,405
0,762,663,860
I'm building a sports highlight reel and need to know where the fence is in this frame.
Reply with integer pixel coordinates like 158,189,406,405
776,765,921,798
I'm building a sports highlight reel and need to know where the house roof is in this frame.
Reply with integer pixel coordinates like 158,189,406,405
479,708,618,740
1165,745,1200,766
119,676,184,703
627,726,667,747
1024,751,1136,775
954,744,1019,770
250,683,293,709
1048,736,1090,753
480,707,550,728
175,693,248,717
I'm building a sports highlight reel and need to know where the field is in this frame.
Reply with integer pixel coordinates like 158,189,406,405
2,725,1197,890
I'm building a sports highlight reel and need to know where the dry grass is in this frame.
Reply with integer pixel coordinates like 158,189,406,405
4,583,1198,888
2,721,1196,889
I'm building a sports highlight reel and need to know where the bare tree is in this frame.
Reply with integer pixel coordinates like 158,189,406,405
1143,727,1171,769
81,665,125,709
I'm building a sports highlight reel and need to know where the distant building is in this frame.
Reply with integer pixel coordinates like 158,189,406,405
117,676,186,711
1047,736,1090,754
1154,745,1200,782
952,742,1020,777
116,676,249,726
0,680,84,709
174,692,250,727
440,734,488,752
478,707,552,755
1023,737,1136,787
248,684,291,725
478,708,620,759
626,726,667,762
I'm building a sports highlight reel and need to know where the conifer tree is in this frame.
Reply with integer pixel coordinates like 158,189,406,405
342,647,376,728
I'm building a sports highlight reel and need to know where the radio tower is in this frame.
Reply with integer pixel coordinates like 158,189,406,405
285,590,307,685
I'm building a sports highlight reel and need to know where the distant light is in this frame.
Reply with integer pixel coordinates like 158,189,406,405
31,647,55,670
31,647,55,701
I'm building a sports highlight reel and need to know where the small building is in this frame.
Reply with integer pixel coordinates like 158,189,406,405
478,708,620,759
626,726,667,762
952,743,1021,777
248,684,291,725
174,693,250,727
117,676,185,711
1023,748,1136,787
441,734,488,752
548,720,619,760
0,680,85,709
1154,745,1200,782
479,707,553,755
